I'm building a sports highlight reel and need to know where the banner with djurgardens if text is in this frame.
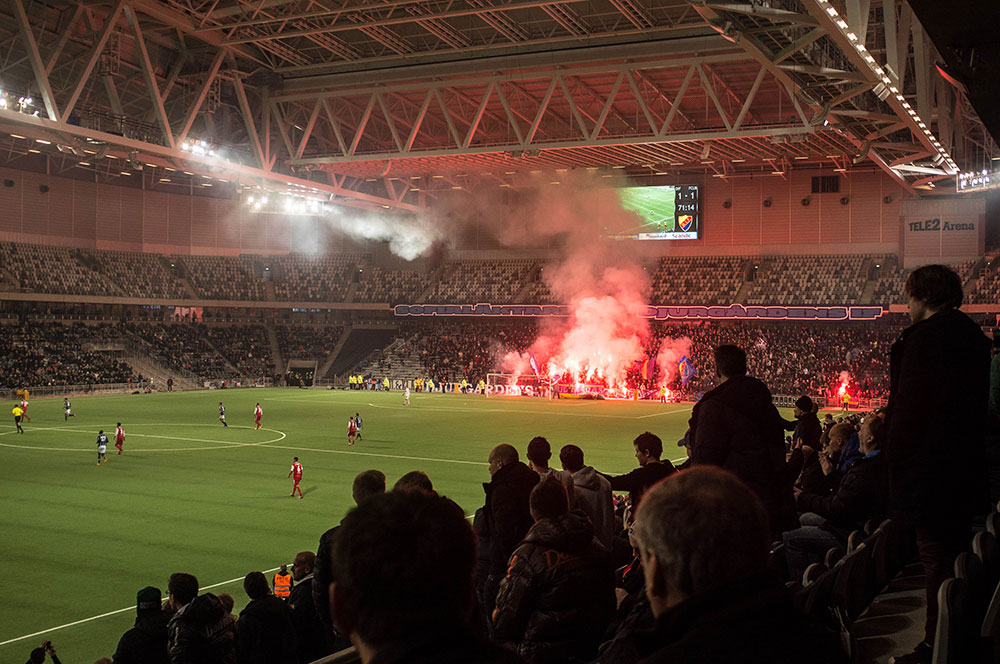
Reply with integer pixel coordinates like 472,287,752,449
393,303,886,321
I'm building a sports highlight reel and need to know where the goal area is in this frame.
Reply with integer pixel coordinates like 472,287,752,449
486,373,549,397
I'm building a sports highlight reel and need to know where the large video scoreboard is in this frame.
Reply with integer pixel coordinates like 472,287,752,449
614,185,700,240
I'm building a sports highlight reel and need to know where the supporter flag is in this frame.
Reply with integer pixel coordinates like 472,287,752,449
679,356,696,386
529,354,540,376
643,358,655,381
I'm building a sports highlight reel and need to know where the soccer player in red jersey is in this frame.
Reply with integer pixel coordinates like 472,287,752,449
20,398,30,422
254,403,263,430
347,417,357,446
115,422,125,454
288,457,304,498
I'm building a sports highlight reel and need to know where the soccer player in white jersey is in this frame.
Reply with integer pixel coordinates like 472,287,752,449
64,398,75,421
219,402,228,427
404,387,410,406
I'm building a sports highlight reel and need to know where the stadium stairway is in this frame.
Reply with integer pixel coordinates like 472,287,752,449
326,326,397,379
318,326,353,378
123,351,198,391
265,320,285,375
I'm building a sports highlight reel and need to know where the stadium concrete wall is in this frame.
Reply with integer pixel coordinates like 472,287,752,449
0,165,909,257
0,166,369,256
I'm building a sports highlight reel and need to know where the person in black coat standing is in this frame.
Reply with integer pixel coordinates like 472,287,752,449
113,586,171,664
481,444,540,630
885,265,990,664
237,572,298,664
286,552,331,664
689,345,798,537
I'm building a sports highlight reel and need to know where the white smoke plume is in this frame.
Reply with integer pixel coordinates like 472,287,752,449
325,207,443,261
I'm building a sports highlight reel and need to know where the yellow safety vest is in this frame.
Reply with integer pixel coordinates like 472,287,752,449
273,573,292,598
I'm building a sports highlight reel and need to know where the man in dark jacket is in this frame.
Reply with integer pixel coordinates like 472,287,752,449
166,573,237,664
329,491,524,663
482,443,540,625
630,467,846,664
689,344,798,536
493,477,615,663
783,414,889,581
600,432,676,520
885,265,990,664
113,586,171,664
286,552,331,664
236,571,298,664
312,469,385,647
790,395,822,448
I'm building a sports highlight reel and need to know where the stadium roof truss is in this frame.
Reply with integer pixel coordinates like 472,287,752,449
0,0,993,210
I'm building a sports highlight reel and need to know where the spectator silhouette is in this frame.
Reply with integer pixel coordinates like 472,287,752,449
329,491,523,663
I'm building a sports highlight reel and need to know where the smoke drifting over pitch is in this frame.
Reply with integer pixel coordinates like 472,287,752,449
431,171,692,390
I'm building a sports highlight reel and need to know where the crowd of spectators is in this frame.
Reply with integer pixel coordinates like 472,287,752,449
204,325,272,378
276,324,343,360
124,323,230,379
365,318,901,400
0,321,141,387
651,320,902,400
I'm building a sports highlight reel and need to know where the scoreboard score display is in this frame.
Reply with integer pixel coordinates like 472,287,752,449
614,185,700,240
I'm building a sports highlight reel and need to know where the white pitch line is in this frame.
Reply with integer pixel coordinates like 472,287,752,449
266,442,489,467
0,425,286,452
0,567,282,649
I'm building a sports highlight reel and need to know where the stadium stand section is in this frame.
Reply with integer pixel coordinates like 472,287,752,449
744,255,868,305
428,259,536,303
649,256,744,305
0,243,121,297
276,324,344,360
203,324,272,378
0,321,141,388
272,254,366,302
1,242,998,306
89,250,188,299
180,255,267,301
352,265,432,303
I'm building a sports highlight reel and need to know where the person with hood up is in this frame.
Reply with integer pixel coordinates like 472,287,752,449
559,443,615,550
493,477,615,664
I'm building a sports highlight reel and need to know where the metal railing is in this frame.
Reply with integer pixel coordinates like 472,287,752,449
1,382,151,399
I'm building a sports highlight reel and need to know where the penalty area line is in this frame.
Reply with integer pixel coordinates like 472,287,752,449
0,567,283,649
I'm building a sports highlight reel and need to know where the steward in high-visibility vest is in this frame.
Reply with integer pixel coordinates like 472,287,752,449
272,565,292,599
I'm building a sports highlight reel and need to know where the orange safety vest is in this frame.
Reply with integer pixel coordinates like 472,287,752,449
273,573,292,598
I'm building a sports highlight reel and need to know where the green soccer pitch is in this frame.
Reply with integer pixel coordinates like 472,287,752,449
0,388,795,662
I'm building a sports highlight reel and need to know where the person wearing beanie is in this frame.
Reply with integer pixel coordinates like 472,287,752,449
792,396,822,448
112,586,171,664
